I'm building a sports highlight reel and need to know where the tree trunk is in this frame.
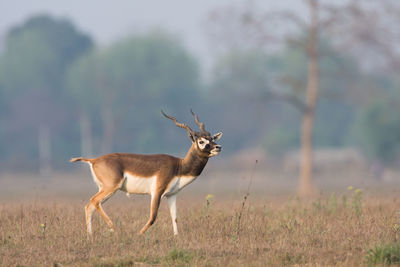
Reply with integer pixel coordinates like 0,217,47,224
39,124,51,177
101,105,114,154
298,0,319,197
79,112,93,157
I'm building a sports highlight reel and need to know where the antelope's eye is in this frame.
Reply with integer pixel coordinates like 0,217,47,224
199,140,204,145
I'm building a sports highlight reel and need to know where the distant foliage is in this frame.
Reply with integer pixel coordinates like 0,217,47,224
1,14,92,96
356,94,400,165
209,39,362,154
0,14,203,171
67,31,201,155
0,12,399,171
0,14,93,169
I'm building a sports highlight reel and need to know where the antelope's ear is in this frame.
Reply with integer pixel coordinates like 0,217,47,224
212,132,222,141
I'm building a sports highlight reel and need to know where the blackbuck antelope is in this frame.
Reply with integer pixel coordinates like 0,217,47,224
70,110,222,236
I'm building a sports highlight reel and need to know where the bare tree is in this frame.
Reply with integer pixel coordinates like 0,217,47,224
38,124,51,177
207,0,400,196
207,0,326,196
299,0,319,196
79,112,93,158
331,0,400,73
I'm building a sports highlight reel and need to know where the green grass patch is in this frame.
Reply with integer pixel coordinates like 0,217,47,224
164,248,193,265
366,243,400,266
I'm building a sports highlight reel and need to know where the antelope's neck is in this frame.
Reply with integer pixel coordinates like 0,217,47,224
179,144,208,177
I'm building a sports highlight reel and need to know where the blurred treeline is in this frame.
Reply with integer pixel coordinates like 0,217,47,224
0,7,399,172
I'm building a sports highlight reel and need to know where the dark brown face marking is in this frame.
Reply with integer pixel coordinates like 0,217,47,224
195,135,222,157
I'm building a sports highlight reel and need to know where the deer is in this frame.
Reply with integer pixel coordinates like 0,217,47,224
70,110,222,236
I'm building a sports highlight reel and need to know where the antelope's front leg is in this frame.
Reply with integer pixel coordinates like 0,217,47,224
139,193,162,234
167,194,178,235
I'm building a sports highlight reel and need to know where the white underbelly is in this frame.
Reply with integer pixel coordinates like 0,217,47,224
89,163,102,189
121,174,155,195
163,176,197,197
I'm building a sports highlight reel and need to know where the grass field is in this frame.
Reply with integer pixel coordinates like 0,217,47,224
1,183,400,266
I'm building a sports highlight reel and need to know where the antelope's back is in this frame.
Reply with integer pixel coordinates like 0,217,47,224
92,153,180,178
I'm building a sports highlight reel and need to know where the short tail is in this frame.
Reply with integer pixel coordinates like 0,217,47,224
70,157,91,163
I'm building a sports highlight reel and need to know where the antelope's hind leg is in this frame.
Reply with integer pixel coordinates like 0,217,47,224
85,163,127,235
85,187,119,235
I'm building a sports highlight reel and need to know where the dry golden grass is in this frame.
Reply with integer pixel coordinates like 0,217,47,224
0,189,399,266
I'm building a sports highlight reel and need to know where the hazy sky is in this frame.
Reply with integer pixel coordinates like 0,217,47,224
1,1,305,70
5,2,303,48
1,1,240,56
